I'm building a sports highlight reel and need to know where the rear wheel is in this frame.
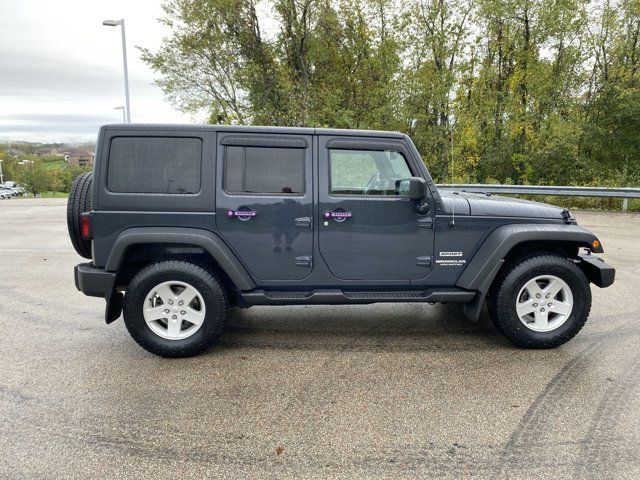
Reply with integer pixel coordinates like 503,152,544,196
488,254,591,348
123,260,228,357
67,172,93,258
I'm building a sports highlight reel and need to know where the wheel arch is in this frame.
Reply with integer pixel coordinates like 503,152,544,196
457,224,601,291
106,227,255,291
458,223,602,322
103,227,255,324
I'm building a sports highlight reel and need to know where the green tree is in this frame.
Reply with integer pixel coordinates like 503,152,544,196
17,159,53,197
0,151,20,183
398,0,474,180
140,0,403,128
141,0,640,188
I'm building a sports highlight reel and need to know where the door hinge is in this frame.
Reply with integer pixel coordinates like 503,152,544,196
417,217,433,229
416,256,432,267
295,255,312,267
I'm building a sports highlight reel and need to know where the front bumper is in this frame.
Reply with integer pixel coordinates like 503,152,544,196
577,253,615,288
74,263,116,298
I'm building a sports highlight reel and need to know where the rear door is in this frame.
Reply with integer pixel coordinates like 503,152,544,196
317,136,435,282
215,133,313,281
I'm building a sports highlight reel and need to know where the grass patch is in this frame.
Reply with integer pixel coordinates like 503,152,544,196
41,159,67,171
23,191,69,198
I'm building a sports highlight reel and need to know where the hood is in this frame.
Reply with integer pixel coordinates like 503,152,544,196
439,190,566,219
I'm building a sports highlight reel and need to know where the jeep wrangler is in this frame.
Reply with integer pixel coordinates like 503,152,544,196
69,125,615,357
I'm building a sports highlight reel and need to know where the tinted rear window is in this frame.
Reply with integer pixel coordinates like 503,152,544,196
107,137,202,194
224,146,304,194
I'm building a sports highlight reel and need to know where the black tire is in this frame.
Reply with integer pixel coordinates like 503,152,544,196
483,299,506,335
123,260,228,358
488,254,591,348
67,172,93,258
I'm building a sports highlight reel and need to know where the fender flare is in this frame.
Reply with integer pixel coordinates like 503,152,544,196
457,223,601,322
106,227,256,291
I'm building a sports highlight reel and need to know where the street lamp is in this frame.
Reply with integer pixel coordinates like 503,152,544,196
0,159,4,184
103,18,131,123
114,106,125,123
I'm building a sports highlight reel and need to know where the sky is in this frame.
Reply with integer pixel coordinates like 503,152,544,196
0,0,195,143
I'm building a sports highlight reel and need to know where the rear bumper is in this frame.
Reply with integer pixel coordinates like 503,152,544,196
578,254,615,288
74,263,115,298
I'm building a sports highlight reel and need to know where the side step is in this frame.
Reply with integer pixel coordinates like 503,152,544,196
239,288,476,306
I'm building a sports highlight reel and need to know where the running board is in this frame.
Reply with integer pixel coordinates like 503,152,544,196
239,288,476,306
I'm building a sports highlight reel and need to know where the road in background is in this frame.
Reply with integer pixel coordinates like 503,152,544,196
1,199,639,479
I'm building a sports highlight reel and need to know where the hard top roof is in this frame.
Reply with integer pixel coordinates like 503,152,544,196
101,124,406,139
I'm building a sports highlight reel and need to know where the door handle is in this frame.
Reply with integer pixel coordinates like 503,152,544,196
295,217,312,228
295,255,312,267
417,217,433,229
226,209,256,219
416,256,432,267
323,210,352,221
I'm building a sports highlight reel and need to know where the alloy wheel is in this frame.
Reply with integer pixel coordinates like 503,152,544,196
142,280,206,340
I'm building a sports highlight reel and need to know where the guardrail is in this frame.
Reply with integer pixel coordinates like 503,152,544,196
435,184,640,212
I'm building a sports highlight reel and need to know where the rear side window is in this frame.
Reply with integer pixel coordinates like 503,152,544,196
224,146,305,195
107,137,202,194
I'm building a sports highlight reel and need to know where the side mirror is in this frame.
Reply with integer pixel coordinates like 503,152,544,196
396,177,427,200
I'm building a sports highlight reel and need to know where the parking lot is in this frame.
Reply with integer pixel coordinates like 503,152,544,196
1,198,639,479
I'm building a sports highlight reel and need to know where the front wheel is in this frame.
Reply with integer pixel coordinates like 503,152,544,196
488,254,591,348
123,260,228,357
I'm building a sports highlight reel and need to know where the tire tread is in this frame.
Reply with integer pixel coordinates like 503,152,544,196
67,172,93,258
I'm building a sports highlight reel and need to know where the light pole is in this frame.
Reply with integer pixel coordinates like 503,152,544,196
0,159,4,184
103,19,131,123
114,106,125,123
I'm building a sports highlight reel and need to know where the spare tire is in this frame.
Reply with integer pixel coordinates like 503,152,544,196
67,172,93,259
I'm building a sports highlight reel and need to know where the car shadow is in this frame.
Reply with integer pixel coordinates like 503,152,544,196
219,302,510,352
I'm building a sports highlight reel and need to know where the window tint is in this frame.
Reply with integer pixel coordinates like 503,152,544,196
330,149,412,196
107,137,202,194
224,146,305,194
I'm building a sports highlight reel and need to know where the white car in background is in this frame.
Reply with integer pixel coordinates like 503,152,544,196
0,184,23,196
0,189,13,200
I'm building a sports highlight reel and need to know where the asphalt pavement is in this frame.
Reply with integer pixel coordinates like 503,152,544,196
1,198,639,479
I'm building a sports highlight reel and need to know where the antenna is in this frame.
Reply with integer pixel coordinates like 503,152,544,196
449,122,456,227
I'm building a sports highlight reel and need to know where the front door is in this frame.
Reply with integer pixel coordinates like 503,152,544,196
317,136,434,282
216,133,313,281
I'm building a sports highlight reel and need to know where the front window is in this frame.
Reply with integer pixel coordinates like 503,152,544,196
329,149,412,196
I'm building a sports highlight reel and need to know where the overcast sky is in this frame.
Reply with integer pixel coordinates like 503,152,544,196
0,0,195,143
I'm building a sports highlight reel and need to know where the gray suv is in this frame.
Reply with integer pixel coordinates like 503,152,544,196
69,125,615,357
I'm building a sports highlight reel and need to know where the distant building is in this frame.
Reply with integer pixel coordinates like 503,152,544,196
65,149,95,167
35,147,63,157
5,147,21,157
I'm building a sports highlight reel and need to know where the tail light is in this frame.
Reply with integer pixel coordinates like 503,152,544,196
81,213,92,240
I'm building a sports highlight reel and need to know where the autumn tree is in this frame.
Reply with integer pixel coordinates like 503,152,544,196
142,0,640,187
